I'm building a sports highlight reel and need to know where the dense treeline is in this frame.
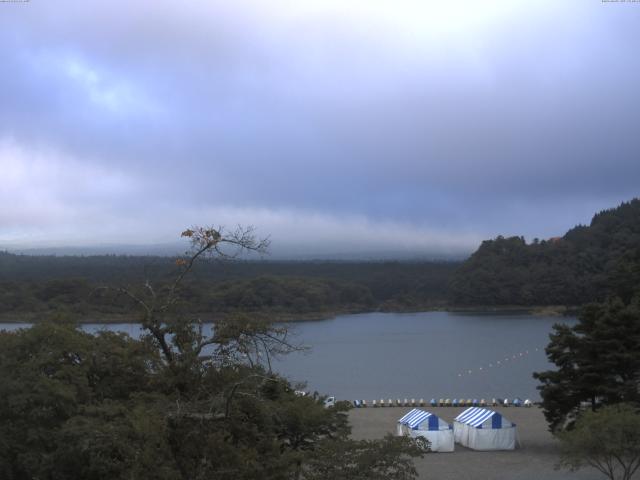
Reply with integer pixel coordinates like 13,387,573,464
0,254,456,321
450,199,640,306
534,294,640,432
3,198,639,319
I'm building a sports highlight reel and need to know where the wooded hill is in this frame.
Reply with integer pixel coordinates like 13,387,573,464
450,199,640,306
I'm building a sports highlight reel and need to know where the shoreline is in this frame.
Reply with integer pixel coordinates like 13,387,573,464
0,304,578,325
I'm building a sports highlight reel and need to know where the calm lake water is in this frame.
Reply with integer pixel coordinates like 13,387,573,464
0,311,574,402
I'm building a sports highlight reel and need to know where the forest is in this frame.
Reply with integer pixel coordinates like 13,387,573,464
0,254,456,322
450,199,640,306
1,199,638,322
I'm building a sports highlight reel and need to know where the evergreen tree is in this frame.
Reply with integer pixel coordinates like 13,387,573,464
534,295,640,432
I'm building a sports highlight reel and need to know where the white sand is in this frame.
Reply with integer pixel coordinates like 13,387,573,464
348,406,606,480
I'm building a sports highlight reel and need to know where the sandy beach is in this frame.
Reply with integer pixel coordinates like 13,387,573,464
349,406,604,480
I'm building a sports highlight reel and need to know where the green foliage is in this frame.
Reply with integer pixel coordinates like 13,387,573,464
205,275,375,313
301,435,424,480
0,320,421,479
557,404,640,480
534,295,640,432
0,256,456,321
0,226,431,479
451,199,640,306
0,322,158,479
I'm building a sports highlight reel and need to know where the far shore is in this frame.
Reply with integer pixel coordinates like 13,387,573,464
0,305,579,325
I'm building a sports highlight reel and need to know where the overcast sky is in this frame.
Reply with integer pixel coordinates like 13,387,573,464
1,0,639,257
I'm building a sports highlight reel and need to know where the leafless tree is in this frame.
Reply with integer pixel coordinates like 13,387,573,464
102,225,308,419
110,225,300,366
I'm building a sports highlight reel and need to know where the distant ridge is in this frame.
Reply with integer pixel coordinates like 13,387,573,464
6,243,186,257
5,244,467,262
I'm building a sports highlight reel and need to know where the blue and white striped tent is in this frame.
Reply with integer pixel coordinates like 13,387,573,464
397,409,454,452
453,407,517,450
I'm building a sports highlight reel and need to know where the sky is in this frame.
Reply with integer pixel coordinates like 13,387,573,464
1,0,639,258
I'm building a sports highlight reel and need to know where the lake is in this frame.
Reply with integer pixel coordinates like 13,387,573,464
0,311,573,402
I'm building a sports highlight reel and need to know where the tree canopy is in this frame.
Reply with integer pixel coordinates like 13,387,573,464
450,199,640,306
534,295,640,432
0,226,424,479
557,404,640,480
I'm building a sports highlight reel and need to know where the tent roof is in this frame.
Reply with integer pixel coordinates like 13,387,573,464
398,409,437,429
454,407,498,427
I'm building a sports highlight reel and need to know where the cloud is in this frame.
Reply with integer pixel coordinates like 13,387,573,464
0,1,639,255
0,136,478,255
0,139,135,241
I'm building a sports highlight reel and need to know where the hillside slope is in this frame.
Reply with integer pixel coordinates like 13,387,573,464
450,199,640,306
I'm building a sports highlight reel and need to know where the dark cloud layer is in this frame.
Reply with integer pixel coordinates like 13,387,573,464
1,1,639,256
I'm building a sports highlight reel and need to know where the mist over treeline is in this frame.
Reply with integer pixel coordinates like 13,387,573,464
1,199,638,321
